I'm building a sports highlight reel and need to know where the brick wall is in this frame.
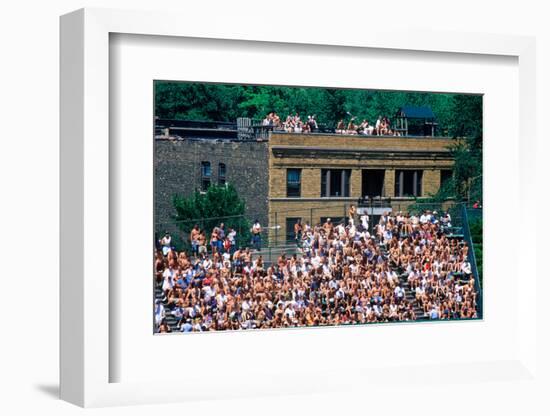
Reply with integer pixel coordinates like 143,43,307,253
267,132,456,242
155,139,269,238
384,169,396,197
268,132,454,200
423,169,441,196
270,132,456,151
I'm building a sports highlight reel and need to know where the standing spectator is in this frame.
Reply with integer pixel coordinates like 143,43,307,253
190,224,200,256
159,232,172,256
198,230,207,255
227,227,237,254
210,227,220,254
307,115,318,132
251,219,262,251
217,223,226,253
294,219,303,245
348,204,356,222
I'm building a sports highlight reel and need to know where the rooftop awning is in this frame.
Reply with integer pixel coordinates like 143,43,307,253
396,106,436,119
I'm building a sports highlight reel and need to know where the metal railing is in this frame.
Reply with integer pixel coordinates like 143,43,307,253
461,204,483,318
157,201,467,251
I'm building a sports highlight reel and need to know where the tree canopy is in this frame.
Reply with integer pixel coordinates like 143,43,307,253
172,184,252,248
154,81,482,138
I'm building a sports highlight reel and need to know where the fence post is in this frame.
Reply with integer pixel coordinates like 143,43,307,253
344,204,347,224
369,198,374,235
274,212,278,247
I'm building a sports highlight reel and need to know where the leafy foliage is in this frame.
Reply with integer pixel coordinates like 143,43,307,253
172,184,252,249
431,94,483,203
469,218,483,286
155,81,475,133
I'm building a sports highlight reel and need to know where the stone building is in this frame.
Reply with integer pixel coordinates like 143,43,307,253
154,137,269,240
267,132,454,243
155,121,454,247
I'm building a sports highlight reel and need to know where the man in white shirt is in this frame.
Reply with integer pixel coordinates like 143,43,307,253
160,232,172,256
461,261,472,276
420,211,430,224
360,214,369,231
394,285,405,302
251,220,262,251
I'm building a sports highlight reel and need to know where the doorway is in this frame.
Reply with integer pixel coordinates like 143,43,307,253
362,169,385,198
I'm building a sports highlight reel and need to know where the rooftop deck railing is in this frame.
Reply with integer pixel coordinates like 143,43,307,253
156,118,454,141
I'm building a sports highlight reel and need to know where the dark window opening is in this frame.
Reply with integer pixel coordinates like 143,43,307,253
286,169,301,197
362,169,385,198
395,170,423,197
201,161,211,191
440,169,452,187
218,163,226,185
321,169,350,197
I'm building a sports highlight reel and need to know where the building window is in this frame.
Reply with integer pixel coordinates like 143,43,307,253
440,169,452,187
321,169,350,197
286,169,301,197
218,163,226,185
201,161,211,191
395,170,423,197
362,169,385,198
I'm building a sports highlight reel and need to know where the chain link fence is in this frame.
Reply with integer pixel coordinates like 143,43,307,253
156,200,468,251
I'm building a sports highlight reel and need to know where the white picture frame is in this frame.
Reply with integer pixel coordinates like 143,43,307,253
60,7,541,408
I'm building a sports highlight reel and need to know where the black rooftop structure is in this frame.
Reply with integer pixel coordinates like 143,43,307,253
395,105,438,136
155,118,275,141
397,105,435,119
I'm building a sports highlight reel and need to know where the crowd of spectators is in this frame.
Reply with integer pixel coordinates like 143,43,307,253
154,208,478,333
262,112,318,133
261,112,401,136
336,115,400,136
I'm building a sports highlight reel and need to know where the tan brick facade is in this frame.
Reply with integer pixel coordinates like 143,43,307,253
351,169,362,198
384,169,396,197
423,169,441,196
267,132,455,243
271,133,456,151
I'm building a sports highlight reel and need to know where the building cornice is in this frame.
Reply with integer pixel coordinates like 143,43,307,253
271,146,453,161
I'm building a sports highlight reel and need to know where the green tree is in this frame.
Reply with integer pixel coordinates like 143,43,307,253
430,94,482,202
155,81,483,138
469,218,483,286
172,184,251,248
